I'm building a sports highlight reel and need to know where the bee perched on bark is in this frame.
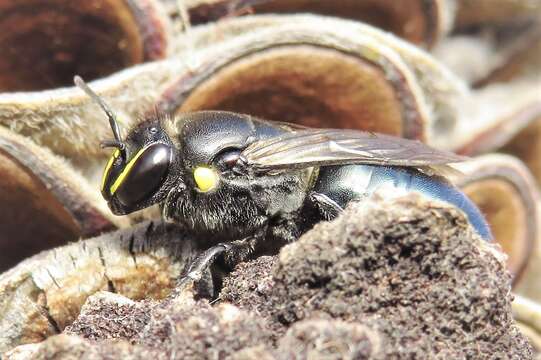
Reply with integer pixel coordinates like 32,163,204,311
74,76,492,287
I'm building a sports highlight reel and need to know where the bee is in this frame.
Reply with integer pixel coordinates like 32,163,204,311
74,76,492,286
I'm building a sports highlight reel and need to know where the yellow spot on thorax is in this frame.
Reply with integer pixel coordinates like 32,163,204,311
194,166,219,192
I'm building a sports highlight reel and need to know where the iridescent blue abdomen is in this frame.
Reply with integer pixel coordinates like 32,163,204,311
312,165,493,241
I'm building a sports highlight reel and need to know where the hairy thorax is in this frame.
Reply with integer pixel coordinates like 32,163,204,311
161,181,268,246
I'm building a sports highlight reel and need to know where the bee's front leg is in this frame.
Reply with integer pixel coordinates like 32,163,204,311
172,243,231,296
171,233,263,297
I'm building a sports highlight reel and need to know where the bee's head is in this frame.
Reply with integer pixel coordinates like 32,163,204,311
75,76,176,215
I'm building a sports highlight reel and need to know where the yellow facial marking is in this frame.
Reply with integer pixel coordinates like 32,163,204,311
194,166,219,192
110,147,147,195
101,148,120,192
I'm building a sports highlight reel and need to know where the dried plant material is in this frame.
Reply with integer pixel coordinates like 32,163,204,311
221,194,531,358
3,194,532,359
451,78,541,153
0,3,539,358
139,302,273,357
432,35,506,84
5,299,273,360
0,0,172,92
455,0,541,30
0,59,190,161
183,0,456,48
174,45,421,137
0,127,124,272
475,25,541,86
161,14,466,145
499,110,541,186
0,14,466,162
0,220,196,354
452,154,540,291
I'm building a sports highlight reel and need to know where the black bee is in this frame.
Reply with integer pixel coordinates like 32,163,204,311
74,76,492,285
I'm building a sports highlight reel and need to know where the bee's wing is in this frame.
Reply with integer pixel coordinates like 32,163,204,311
242,129,467,171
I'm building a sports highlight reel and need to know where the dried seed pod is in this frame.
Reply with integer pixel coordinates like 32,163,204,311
183,0,456,48
432,35,508,85
0,14,466,162
453,84,541,189
455,0,541,30
0,59,189,161
0,127,125,272
161,14,466,146
475,25,541,87
451,78,541,155
435,1,541,85
453,154,540,291
499,109,541,188
0,220,196,354
0,0,171,92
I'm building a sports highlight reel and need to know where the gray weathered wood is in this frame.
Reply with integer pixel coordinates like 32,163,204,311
0,220,197,354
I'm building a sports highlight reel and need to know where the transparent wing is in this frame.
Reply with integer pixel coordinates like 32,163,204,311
242,129,467,171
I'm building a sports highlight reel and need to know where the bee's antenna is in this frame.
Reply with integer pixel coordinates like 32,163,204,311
74,75,125,152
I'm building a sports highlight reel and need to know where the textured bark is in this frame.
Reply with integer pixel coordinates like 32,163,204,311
0,220,197,354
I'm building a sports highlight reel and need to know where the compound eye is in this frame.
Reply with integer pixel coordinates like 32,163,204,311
215,149,241,170
112,143,171,208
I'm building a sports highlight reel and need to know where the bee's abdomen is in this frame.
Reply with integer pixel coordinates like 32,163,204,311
313,165,493,241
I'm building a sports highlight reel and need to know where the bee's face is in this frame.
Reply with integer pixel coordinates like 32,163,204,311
101,121,175,215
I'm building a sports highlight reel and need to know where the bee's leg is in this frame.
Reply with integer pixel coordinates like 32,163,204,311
173,243,231,296
309,192,344,220
221,236,260,268
172,236,261,297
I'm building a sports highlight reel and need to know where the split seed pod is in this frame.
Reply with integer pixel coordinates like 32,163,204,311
474,25,541,87
454,0,541,30
0,0,171,92
449,76,541,152
453,154,541,296
183,0,456,48
0,59,189,162
0,14,466,166
160,14,466,147
501,111,541,189
0,127,124,272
